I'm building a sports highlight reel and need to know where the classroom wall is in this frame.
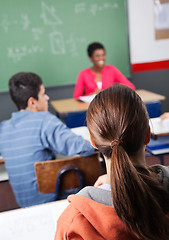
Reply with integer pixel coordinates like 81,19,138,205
0,0,169,122
128,0,169,64
128,0,169,113
132,70,169,112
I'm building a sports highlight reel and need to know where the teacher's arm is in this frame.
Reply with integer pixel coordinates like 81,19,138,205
160,112,169,120
73,71,85,99
114,67,135,90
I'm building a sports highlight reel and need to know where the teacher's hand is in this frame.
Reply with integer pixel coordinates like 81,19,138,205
89,89,101,96
160,112,169,120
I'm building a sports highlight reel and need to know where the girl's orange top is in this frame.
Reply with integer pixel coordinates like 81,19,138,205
55,195,140,240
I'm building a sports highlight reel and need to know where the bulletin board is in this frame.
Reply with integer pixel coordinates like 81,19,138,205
154,0,169,40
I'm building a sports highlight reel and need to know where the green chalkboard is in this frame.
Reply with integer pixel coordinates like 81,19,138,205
0,0,130,92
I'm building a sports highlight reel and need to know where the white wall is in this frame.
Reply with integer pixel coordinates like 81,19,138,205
128,0,169,64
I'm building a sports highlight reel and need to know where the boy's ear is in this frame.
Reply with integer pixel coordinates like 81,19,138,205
27,97,37,110
144,127,151,145
90,135,98,149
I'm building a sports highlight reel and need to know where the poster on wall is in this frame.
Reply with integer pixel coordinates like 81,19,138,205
154,0,169,39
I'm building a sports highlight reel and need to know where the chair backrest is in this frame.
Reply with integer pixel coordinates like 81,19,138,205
55,165,85,200
34,152,100,194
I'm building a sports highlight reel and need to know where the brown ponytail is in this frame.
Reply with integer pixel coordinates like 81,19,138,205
111,145,169,239
87,85,169,240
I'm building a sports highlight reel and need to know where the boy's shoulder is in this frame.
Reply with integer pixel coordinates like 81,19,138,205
0,111,55,128
26,111,56,123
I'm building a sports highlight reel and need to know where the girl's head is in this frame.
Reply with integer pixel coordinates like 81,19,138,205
87,84,169,240
87,84,149,158
87,42,106,69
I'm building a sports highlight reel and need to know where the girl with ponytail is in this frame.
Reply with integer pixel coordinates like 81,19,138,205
55,85,169,240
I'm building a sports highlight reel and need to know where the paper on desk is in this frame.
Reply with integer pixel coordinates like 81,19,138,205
71,126,90,142
79,94,96,103
149,117,169,135
0,200,69,240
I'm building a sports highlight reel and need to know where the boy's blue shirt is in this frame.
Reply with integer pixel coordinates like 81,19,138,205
0,110,94,207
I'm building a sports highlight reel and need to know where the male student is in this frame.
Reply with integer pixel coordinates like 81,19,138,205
0,72,94,208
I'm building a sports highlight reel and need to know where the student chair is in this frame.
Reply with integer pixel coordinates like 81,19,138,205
34,152,100,199
55,165,85,200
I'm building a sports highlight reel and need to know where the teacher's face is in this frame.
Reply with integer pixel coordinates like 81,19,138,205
90,49,106,68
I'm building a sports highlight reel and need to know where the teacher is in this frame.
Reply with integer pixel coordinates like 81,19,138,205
73,42,135,99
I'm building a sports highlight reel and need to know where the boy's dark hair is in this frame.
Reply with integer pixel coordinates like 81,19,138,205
9,72,42,110
87,42,105,57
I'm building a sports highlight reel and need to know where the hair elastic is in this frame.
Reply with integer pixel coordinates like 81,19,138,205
110,139,120,149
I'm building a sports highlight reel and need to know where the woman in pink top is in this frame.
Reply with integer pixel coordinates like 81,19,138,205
73,42,135,99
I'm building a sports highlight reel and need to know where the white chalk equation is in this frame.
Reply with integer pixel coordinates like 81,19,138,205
0,14,30,32
8,45,43,63
75,3,86,13
74,2,118,15
40,2,86,57
49,31,65,54
31,28,43,41
20,14,30,30
66,33,86,57
41,2,65,55
41,2,62,26
0,1,115,62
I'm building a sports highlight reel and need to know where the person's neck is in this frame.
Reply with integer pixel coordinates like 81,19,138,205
91,65,104,73
20,106,37,112
105,146,146,184
130,146,146,166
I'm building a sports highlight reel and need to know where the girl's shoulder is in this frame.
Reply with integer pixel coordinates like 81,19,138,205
150,165,169,192
77,186,113,206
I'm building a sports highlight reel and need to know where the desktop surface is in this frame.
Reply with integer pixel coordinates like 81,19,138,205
147,135,169,155
0,199,69,240
50,89,165,114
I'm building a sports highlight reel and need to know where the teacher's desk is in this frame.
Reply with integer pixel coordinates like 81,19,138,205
50,89,166,128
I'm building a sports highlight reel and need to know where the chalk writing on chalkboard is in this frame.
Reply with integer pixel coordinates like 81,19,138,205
74,3,86,13
8,46,43,63
74,2,118,16
0,14,31,32
0,15,10,32
21,14,30,30
41,2,62,26
41,2,66,55
50,31,65,55
66,33,86,57
1,1,119,64
31,28,43,41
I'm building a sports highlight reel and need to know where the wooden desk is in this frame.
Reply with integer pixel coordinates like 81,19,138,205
136,89,165,103
50,89,165,114
50,89,165,127
51,98,89,114
50,99,89,128
146,135,169,165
